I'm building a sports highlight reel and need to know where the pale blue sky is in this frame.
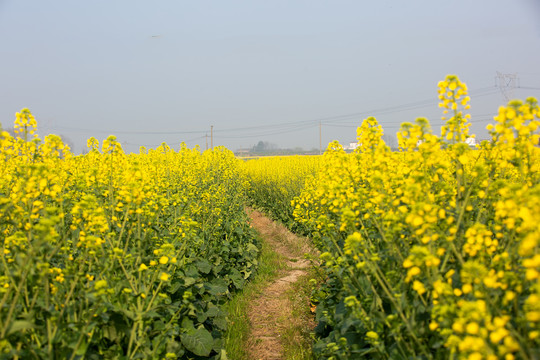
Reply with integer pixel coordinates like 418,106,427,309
1,1,539,153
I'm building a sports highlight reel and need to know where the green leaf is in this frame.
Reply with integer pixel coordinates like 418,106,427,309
213,314,227,330
196,259,212,274
229,269,244,289
181,317,195,332
205,304,221,318
168,280,182,294
207,279,228,296
74,338,89,356
220,349,229,360
8,320,34,335
103,325,118,341
246,243,259,255
180,328,213,357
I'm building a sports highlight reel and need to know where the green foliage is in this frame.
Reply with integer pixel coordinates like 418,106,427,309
0,120,259,359
292,81,540,359
242,78,540,359
242,156,320,233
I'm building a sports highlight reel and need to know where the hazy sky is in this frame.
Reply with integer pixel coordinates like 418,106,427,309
1,1,540,153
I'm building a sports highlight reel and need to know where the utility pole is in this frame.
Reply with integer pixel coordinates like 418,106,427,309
319,121,322,155
211,126,214,149
495,71,518,102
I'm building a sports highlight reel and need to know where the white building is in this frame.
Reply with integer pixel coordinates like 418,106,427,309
344,142,359,151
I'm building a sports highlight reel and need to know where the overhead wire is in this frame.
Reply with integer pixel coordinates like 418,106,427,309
45,85,504,142
122,135,206,149
217,123,318,139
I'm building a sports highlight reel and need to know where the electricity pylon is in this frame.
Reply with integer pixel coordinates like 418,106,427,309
495,71,518,102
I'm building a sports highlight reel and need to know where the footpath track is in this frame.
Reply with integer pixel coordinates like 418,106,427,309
246,209,316,360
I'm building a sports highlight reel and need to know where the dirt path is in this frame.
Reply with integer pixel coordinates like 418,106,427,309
246,209,317,360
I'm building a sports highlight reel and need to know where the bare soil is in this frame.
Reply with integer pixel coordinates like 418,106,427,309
246,209,317,360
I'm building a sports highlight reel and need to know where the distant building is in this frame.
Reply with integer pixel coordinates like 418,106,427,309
344,141,359,151
235,149,250,156
465,137,477,147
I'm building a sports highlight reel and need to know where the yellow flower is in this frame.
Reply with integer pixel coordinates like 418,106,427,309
160,272,170,281
94,280,107,290
365,331,378,340
139,263,148,271
452,322,464,333
403,259,413,268
466,322,479,335
406,266,421,282
412,280,426,295
526,311,540,322
159,256,169,265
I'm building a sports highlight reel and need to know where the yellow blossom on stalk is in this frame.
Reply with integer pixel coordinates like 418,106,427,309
94,280,107,290
1,73,538,359
356,117,388,153
365,331,378,340
403,258,413,268
271,77,540,359
14,108,38,137
102,135,123,154
438,75,472,144
0,108,263,358
397,117,434,151
412,280,426,295
406,266,421,282
87,137,99,152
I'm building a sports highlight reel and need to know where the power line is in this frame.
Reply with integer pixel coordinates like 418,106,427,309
121,135,206,149
44,85,504,138
322,87,500,126
216,123,317,139
50,125,207,135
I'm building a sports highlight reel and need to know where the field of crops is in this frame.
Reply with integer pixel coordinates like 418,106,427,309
242,155,320,232
0,112,258,359
2,74,539,360
245,76,540,359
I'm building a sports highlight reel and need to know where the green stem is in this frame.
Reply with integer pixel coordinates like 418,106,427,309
0,259,31,339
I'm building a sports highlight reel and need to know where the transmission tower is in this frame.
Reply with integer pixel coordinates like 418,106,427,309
495,71,518,101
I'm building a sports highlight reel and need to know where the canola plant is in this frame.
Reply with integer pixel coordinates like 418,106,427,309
1,74,539,359
0,112,257,359
246,75,540,359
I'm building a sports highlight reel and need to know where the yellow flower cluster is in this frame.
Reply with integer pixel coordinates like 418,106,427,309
0,111,257,358
252,75,540,358
241,155,320,228
439,75,472,143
